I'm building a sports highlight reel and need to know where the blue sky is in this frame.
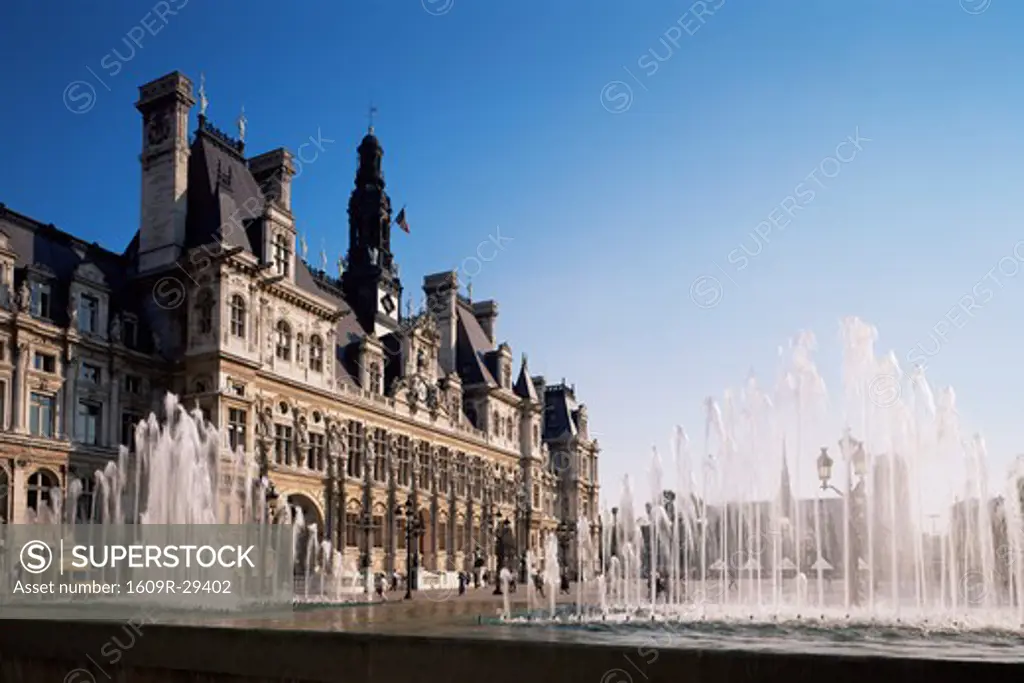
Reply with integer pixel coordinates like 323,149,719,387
2,0,1023,505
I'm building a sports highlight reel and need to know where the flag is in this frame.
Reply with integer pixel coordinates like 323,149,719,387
395,207,409,233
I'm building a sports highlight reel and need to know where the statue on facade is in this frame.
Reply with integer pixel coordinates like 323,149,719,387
296,413,309,446
109,314,122,343
67,294,78,328
257,405,273,440
17,281,29,313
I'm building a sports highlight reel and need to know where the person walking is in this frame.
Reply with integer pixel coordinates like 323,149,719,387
458,571,466,596
374,573,388,602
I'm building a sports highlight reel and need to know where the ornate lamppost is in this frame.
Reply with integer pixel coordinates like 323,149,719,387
816,433,869,606
396,496,424,600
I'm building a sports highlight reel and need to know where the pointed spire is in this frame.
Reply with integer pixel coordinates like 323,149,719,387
199,72,209,116
779,437,793,519
513,352,539,402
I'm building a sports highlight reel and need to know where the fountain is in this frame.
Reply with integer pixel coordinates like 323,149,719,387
8,393,370,606
515,317,1024,654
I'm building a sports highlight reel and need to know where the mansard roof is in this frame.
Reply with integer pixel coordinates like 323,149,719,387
455,302,497,387
543,382,579,440
185,127,260,253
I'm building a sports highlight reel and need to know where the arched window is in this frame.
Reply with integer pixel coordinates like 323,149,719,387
492,412,500,436
196,290,213,334
506,416,515,440
437,515,448,552
275,321,292,361
229,295,246,338
368,362,381,394
26,469,58,515
309,335,323,372
273,233,291,277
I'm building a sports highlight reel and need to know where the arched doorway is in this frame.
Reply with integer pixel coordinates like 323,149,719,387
287,493,324,577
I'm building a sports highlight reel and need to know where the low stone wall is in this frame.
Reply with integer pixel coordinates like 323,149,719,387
0,619,1020,683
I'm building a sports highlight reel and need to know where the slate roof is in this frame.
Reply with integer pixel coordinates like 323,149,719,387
455,302,497,387
543,383,579,440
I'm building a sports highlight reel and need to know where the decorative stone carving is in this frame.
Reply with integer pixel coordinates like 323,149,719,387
17,281,29,312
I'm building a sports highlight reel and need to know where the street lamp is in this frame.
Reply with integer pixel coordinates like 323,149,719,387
818,434,870,606
395,496,424,600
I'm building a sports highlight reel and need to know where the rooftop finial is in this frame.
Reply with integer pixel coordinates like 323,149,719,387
199,72,209,116
466,279,473,301
368,103,378,135
300,233,308,260
237,105,247,143
319,240,328,272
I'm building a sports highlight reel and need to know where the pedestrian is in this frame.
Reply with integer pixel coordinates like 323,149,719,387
458,572,466,596
560,571,570,595
375,573,388,602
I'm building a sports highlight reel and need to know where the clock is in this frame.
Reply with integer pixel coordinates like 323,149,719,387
147,113,171,146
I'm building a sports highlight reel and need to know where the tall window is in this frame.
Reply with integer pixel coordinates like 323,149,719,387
30,281,51,318
122,316,138,348
274,424,293,465
345,510,359,547
372,511,385,548
309,335,323,372
80,363,100,384
76,401,101,445
33,352,55,373
79,293,99,334
230,295,246,338
76,472,96,523
455,457,467,497
397,518,407,550
275,321,291,361
346,421,364,478
372,428,387,483
228,408,247,452
418,442,432,491
492,411,500,436
437,517,448,552
273,233,291,277
456,518,466,553
121,412,142,450
437,451,450,495
196,290,213,334
0,380,6,431
309,433,325,470
396,436,411,487
29,393,54,438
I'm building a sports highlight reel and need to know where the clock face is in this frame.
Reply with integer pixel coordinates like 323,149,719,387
147,113,171,146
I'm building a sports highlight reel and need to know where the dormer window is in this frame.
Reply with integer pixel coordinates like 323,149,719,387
309,335,324,372
30,281,51,318
273,233,291,277
275,320,292,361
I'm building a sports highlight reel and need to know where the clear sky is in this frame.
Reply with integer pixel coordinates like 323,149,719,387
2,0,1023,507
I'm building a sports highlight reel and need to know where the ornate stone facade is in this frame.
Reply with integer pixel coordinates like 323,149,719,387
0,70,600,578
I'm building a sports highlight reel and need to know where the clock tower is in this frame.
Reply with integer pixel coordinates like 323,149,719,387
135,71,195,273
342,128,403,336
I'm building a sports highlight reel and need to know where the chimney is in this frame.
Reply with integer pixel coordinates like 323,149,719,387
422,270,458,373
472,300,498,346
135,71,195,273
249,148,296,213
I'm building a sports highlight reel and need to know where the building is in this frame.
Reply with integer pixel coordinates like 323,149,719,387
0,70,601,579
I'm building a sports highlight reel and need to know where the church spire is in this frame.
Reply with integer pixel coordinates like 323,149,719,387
779,437,794,520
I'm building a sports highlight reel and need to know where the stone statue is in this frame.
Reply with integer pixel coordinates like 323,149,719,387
67,294,78,328
151,329,162,355
17,281,29,312
110,314,122,343
296,414,309,446
257,406,273,439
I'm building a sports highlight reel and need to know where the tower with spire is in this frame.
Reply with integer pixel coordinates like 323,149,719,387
342,119,402,336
